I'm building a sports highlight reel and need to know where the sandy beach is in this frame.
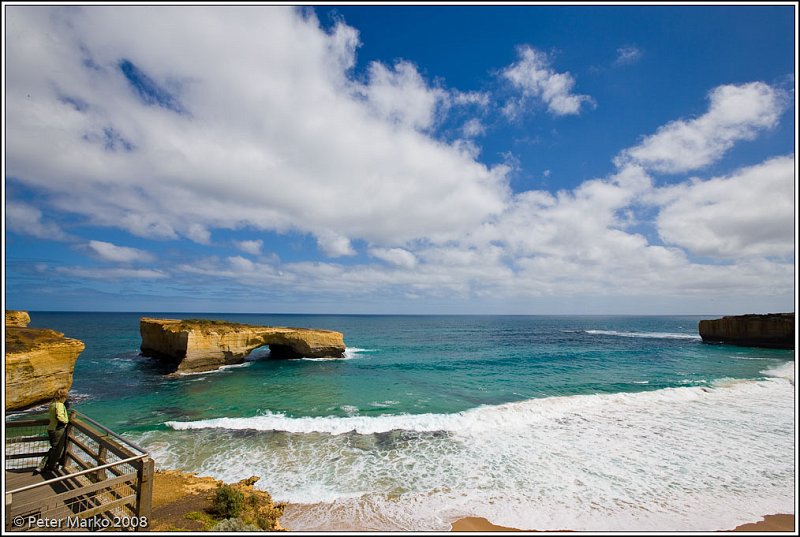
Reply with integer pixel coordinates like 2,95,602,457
449,514,796,532
730,514,796,532
145,469,798,532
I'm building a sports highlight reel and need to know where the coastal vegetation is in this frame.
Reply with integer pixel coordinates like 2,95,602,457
178,318,251,332
149,471,284,531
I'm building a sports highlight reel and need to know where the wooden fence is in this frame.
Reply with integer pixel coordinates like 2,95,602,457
5,411,153,532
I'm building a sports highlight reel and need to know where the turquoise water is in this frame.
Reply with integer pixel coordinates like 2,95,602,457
14,312,796,530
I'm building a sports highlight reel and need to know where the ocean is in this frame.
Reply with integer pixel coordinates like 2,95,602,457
10,312,795,531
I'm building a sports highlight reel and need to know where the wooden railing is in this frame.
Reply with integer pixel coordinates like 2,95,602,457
5,411,154,532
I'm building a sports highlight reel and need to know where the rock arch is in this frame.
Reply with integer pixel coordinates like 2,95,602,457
140,318,346,373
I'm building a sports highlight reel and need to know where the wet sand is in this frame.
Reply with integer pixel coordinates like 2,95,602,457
731,514,795,532
450,513,795,532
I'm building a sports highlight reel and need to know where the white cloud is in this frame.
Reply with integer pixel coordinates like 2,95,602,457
316,230,356,257
4,6,793,313
178,256,292,285
462,118,485,138
369,247,417,269
361,60,448,131
326,20,360,72
227,255,257,272
6,201,72,241
502,45,592,116
5,6,509,255
652,155,794,258
55,267,167,279
470,165,655,267
614,46,642,66
615,82,783,173
163,148,793,310
235,239,263,255
187,223,211,244
451,90,490,107
87,240,155,263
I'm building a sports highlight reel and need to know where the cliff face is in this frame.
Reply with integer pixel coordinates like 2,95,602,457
5,318,85,410
698,313,795,350
6,310,31,327
140,318,346,373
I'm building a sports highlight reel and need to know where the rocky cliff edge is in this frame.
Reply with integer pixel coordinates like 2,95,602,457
698,313,794,350
5,311,85,410
6,310,31,327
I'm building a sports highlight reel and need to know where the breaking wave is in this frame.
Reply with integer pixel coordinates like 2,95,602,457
152,370,795,531
585,329,702,340
165,373,790,436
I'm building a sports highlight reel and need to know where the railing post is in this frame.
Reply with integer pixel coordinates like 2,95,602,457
96,444,109,481
135,457,155,527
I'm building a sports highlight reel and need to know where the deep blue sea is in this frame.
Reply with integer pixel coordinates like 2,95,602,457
13,312,796,531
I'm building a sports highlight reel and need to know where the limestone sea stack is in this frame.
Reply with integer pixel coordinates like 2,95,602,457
5,311,85,410
698,313,795,350
140,318,346,374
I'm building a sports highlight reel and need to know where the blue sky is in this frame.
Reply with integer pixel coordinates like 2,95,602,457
3,4,796,314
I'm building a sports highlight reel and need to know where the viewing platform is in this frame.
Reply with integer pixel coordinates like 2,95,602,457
5,411,153,532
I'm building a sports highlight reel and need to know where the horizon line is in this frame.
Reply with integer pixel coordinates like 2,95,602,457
7,309,793,317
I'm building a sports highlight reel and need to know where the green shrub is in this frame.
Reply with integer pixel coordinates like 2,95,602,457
247,492,285,530
213,517,260,532
213,485,245,519
185,511,217,530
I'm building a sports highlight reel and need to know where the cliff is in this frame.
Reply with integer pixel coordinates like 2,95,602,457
5,312,85,410
140,318,346,373
698,313,794,350
6,310,31,327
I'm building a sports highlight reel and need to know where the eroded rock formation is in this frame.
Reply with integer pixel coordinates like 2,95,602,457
698,313,794,350
6,310,31,327
140,318,346,373
5,311,85,410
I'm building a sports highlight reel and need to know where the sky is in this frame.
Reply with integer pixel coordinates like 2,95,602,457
2,3,797,315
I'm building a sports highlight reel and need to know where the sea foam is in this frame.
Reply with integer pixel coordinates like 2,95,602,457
165,374,789,436
300,347,375,361
153,362,795,531
154,371,795,531
585,329,702,340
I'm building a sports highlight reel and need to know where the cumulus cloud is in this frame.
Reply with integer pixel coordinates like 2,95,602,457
369,247,417,269
502,45,592,117
615,82,784,173
316,230,356,257
6,201,72,241
180,145,792,305
5,6,509,255
4,5,793,312
87,240,155,263
235,239,263,255
469,164,658,280
652,155,794,258
361,60,448,131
